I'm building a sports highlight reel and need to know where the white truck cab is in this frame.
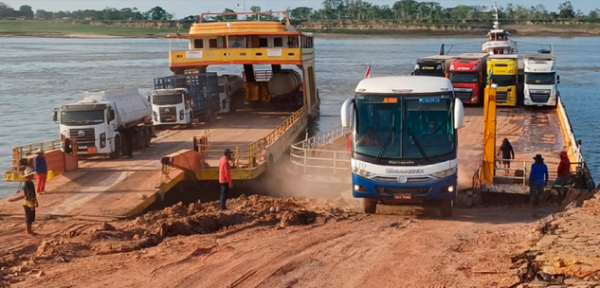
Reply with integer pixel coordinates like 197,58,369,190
524,54,559,107
151,88,194,127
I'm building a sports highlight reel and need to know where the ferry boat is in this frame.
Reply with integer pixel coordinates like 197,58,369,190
0,11,320,218
482,5,518,55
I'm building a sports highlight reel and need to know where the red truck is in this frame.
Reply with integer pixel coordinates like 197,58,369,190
448,53,488,105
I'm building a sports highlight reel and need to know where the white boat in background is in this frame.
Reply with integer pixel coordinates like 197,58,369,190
482,5,517,55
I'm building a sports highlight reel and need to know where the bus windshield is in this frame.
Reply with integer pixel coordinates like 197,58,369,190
354,93,455,162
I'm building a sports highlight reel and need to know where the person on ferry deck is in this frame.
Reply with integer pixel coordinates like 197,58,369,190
219,149,234,211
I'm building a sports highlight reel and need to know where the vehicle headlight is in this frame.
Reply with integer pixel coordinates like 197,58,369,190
100,133,106,148
180,110,184,120
414,64,419,70
432,167,457,179
152,111,157,121
353,167,371,178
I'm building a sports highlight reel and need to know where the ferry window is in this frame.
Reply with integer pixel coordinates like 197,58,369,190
194,39,203,49
229,37,244,48
273,37,283,47
259,38,268,48
209,39,218,48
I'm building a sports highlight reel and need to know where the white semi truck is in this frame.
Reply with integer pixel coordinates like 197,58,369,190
53,88,153,159
151,73,221,128
524,54,560,107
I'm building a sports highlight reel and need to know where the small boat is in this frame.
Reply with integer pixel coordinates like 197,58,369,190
482,4,517,55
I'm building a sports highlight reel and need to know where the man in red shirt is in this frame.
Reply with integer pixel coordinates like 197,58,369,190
554,151,571,199
219,149,234,210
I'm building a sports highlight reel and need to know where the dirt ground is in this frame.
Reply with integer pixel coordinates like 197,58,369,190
0,193,557,288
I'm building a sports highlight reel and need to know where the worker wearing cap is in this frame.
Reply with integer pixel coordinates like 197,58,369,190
219,148,234,210
22,168,39,235
529,154,549,206
554,151,571,199
33,149,48,193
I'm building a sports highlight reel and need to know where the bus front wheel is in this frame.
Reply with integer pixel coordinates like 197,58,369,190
363,199,377,214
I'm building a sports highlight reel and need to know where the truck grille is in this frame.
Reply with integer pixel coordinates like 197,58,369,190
496,92,508,104
69,128,95,149
375,186,430,196
159,106,177,122
455,92,472,100
530,93,550,103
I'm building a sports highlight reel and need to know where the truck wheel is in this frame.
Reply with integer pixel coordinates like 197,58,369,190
134,131,144,150
109,136,121,159
186,112,193,129
363,199,377,214
439,200,453,218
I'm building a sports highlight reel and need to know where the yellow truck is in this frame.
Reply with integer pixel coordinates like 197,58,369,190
487,55,518,107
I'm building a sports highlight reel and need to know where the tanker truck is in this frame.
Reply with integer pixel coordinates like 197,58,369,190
151,73,220,128
53,88,153,159
268,69,304,111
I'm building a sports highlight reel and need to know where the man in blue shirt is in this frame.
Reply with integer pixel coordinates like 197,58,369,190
33,149,48,193
529,154,549,206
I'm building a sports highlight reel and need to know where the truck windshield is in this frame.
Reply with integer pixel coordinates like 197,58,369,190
491,75,516,86
152,93,183,105
354,94,455,162
61,111,104,126
525,72,556,85
450,72,478,83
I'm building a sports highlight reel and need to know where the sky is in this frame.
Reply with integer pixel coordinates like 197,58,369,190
3,0,598,18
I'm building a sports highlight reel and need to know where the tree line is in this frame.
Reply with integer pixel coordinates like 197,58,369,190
0,3,174,21
286,0,599,21
1,0,599,22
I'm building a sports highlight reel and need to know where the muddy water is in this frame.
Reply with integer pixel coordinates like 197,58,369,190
0,36,598,198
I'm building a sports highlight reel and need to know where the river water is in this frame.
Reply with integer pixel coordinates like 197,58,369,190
0,36,598,199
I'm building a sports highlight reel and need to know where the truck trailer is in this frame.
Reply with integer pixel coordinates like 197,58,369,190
413,55,454,77
151,73,220,128
448,53,488,105
53,88,153,159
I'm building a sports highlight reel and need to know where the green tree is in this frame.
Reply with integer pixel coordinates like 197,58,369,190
18,5,33,19
290,6,313,20
589,9,600,20
35,9,53,19
558,1,575,18
146,6,173,21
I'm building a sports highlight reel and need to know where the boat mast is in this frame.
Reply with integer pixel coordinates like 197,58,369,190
492,3,500,30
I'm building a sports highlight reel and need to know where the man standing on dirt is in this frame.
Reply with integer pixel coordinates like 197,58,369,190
219,149,234,211
22,168,39,235
124,130,134,158
33,149,48,193
529,154,549,206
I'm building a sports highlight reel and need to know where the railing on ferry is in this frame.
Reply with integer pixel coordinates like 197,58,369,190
195,106,308,169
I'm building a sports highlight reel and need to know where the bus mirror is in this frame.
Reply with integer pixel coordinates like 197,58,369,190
52,109,58,123
557,75,560,84
341,99,354,128
454,98,465,129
